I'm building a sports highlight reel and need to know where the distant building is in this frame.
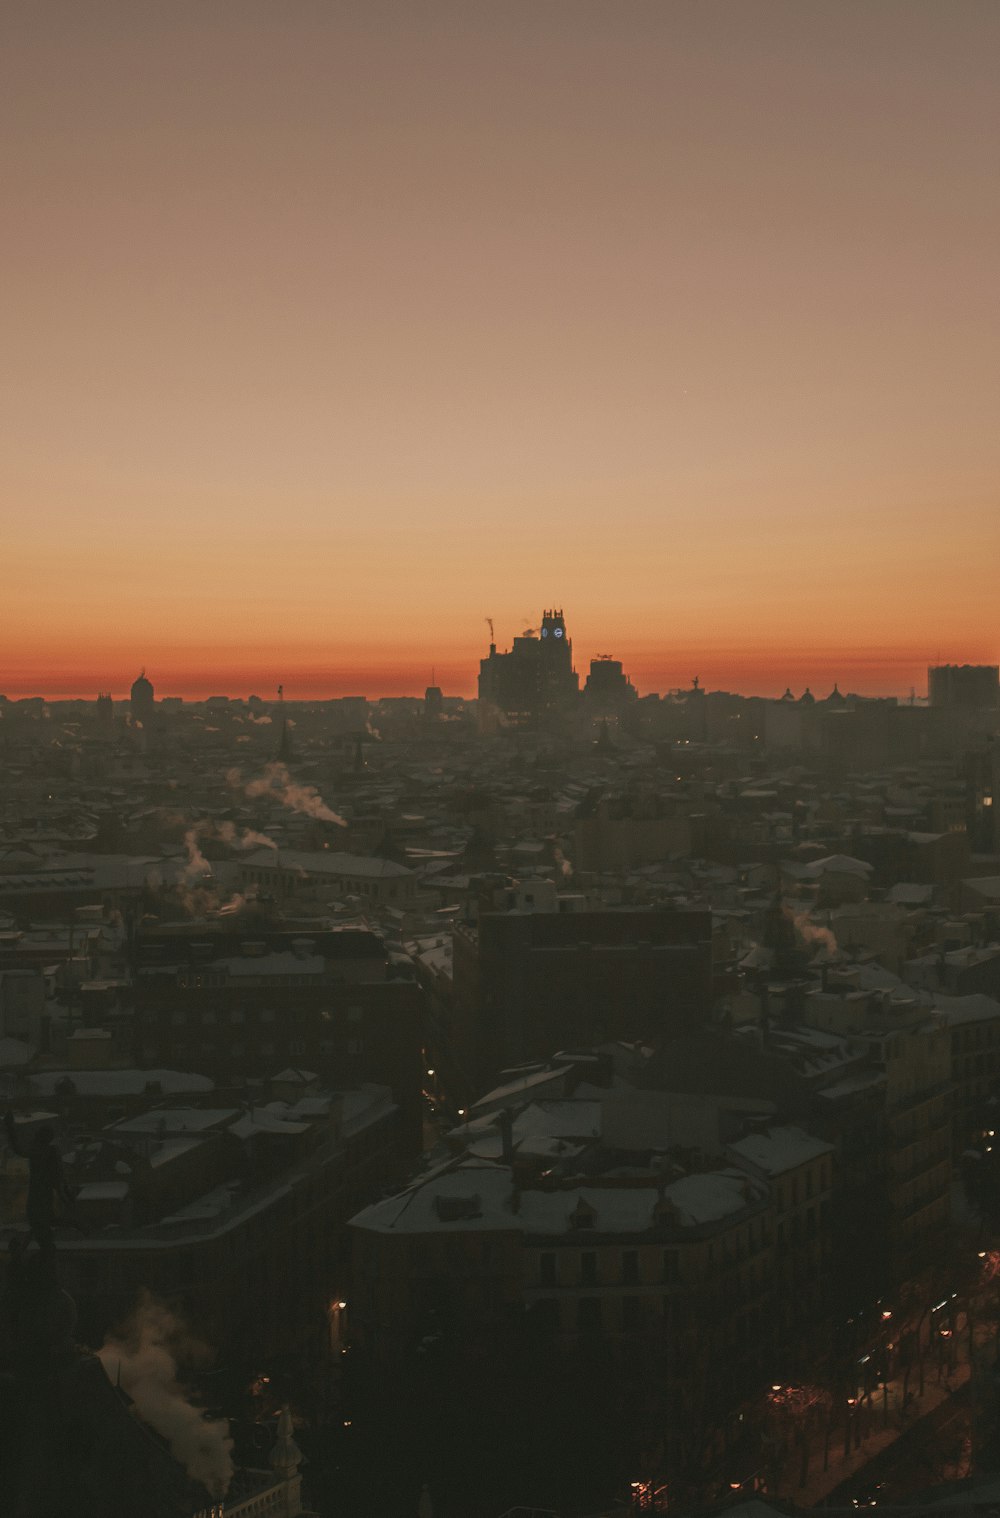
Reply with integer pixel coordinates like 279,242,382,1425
129,669,155,724
928,664,999,709
478,608,580,728
239,847,415,907
582,655,637,717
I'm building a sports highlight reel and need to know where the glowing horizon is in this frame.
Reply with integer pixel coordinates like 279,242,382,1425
4,633,994,705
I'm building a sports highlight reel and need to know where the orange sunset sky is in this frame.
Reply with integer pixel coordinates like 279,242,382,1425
3,2,998,702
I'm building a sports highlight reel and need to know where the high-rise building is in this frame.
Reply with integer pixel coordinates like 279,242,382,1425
928,664,999,709
582,655,637,717
477,608,579,727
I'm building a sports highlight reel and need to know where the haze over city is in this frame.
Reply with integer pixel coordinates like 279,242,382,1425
4,0,999,700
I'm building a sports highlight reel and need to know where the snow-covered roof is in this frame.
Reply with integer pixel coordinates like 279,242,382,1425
817,1070,887,1101
727,1125,833,1176
109,1107,238,1135
809,854,873,877
242,848,413,879
931,993,1000,1027
77,1181,129,1201
351,1161,758,1237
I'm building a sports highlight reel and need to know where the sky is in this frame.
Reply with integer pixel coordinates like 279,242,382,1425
2,1,998,700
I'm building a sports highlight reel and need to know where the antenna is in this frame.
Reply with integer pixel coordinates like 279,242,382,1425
485,617,494,644
277,684,283,702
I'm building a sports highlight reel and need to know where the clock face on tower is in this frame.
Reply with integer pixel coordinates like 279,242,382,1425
541,628,548,636
554,627,564,637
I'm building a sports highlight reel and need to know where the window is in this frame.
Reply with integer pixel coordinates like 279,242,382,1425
662,1250,680,1284
577,1298,602,1334
580,1251,597,1286
539,1253,557,1287
621,1296,643,1333
621,1250,639,1284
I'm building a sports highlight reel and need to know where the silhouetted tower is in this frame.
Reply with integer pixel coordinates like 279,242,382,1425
274,684,294,763
425,669,444,721
129,670,154,725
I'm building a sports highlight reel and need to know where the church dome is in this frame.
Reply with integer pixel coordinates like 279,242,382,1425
130,670,154,703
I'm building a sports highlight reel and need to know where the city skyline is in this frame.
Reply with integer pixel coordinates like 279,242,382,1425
4,628,997,704
4,2,999,700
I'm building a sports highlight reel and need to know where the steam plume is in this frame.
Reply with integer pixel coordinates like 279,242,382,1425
794,910,838,956
182,829,211,881
553,845,573,880
183,820,277,880
98,1294,234,1498
240,761,346,825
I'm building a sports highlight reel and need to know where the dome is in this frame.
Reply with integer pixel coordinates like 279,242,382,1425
798,686,816,705
825,683,847,706
130,670,154,703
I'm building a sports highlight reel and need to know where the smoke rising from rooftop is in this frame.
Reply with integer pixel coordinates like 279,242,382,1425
98,1293,234,1499
237,761,347,826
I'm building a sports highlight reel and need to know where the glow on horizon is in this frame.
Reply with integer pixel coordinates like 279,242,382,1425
3,637,993,705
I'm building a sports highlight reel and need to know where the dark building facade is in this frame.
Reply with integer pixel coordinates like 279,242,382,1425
582,655,638,718
451,903,713,1089
929,664,1000,709
131,925,425,1148
478,609,580,727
